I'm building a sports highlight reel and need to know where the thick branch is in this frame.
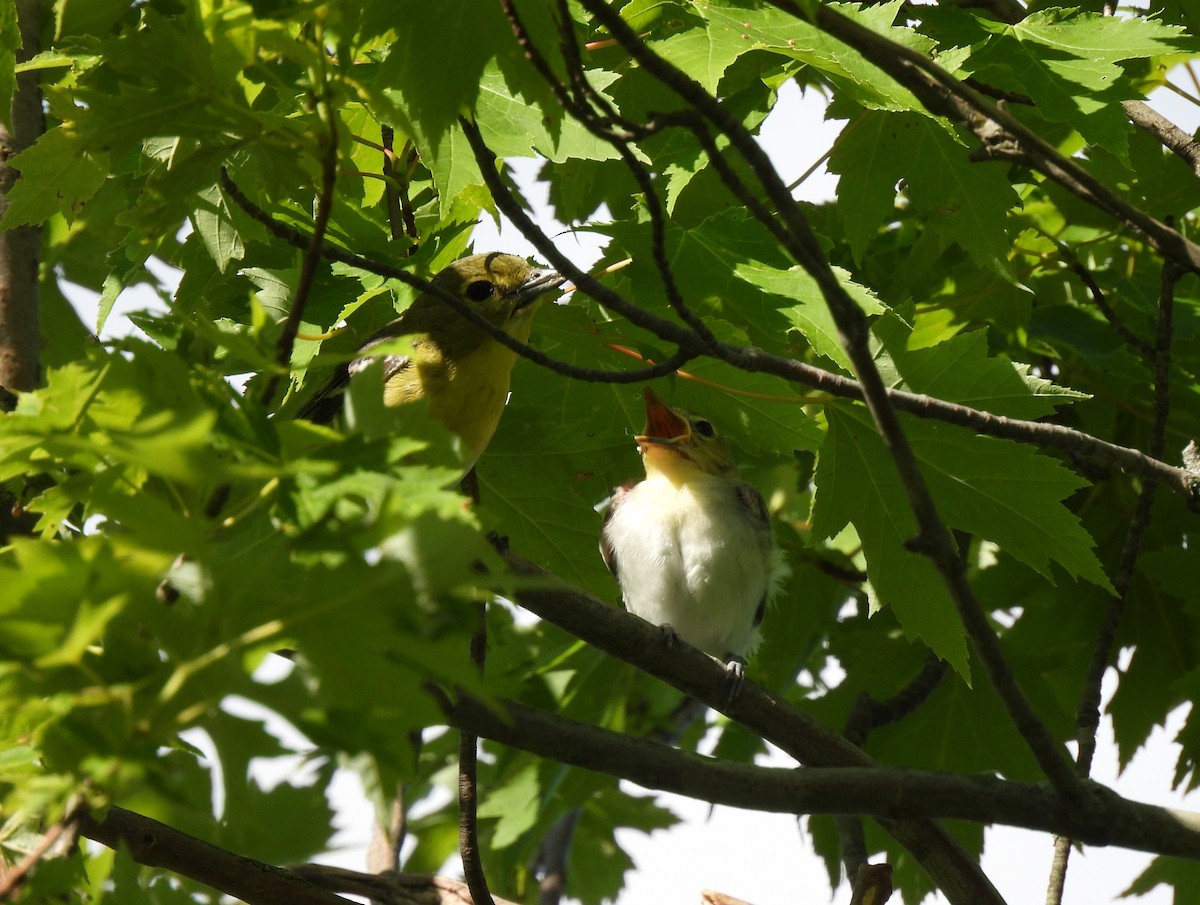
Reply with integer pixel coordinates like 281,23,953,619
78,806,351,905
435,687,1200,860
293,863,524,905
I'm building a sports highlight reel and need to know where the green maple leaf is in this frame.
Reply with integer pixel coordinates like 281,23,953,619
654,0,926,110
812,407,969,677
968,10,1200,158
0,127,108,229
830,111,1019,271
876,324,1087,419
813,405,1111,678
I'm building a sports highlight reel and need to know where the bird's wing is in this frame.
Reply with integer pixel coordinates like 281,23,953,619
753,595,767,628
735,482,770,530
296,363,351,425
735,482,772,628
296,343,413,426
597,481,637,582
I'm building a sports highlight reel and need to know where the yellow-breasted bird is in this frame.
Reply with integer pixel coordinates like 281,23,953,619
298,252,564,468
599,388,776,699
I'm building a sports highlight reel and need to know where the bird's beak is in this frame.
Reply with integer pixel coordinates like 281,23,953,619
636,388,690,450
512,267,566,312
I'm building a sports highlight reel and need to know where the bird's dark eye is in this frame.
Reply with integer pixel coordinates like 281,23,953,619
465,280,495,302
694,419,716,438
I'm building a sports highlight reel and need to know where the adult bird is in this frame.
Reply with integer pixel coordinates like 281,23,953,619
599,388,775,702
298,252,564,469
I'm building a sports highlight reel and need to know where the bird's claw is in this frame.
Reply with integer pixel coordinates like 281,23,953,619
657,623,683,650
722,655,747,709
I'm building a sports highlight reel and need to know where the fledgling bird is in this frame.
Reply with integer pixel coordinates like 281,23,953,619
298,252,564,468
599,388,775,702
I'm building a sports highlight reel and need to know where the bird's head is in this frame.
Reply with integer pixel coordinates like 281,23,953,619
425,252,564,338
635,387,739,483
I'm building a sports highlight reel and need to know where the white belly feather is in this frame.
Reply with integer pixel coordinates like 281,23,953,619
602,473,772,658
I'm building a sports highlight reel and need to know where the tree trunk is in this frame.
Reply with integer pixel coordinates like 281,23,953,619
0,0,45,402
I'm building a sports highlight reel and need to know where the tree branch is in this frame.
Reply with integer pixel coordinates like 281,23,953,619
435,683,1200,860
844,654,949,749
1050,237,1154,359
380,126,418,249
292,863,525,905
78,806,352,905
458,117,713,352
578,0,1081,798
1048,259,1182,904
838,654,949,882
532,808,580,905
717,343,1199,505
1123,100,1200,179
260,68,340,408
0,804,82,899
459,604,496,905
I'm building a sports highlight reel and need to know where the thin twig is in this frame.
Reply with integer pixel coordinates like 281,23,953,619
844,654,949,748
786,146,833,193
380,125,412,245
1050,238,1153,358
533,809,581,905
0,806,83,898
834,814,870,890
500,0,602,133
720,343,1198,503
1123,100,1200,179
259,74,340,408
459,603,496,905
1047,260,1180,904
293,864,526,905
837,654,948,882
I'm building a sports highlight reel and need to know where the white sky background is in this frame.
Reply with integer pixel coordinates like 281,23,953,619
63,64,1200,905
